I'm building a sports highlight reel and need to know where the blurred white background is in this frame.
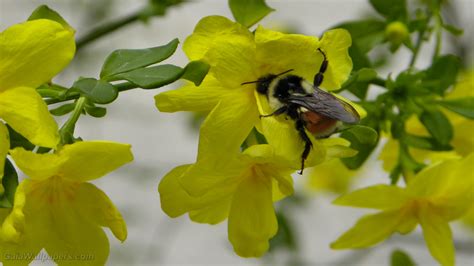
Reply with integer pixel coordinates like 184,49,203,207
1,0,473,265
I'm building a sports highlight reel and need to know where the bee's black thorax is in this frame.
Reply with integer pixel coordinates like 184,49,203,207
273,75,306,101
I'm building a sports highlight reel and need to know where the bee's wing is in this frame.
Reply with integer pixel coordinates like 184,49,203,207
288,88,360,123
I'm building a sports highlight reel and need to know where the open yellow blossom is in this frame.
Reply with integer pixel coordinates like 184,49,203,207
0,18,75,190
156,15,357,170
159,144,296,257
331,154,474,266
0,141,133,265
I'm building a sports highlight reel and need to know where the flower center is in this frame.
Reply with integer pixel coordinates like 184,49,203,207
28,176,80,205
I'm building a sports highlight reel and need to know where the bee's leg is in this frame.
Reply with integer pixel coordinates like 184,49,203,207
314,48,328,87
260,106,287,118
295,118,313,175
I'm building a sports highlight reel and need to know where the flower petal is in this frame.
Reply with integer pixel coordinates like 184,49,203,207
189,198,232,225
0,181,26,243
0,86,59,147
333,184,410,210
255,26,320,82
74,183,127,241
180,91,259,196
228,176,277,257
0,19,75,90
0,123,8,180
155,75,228,112
206,35,258,88
419,206,454,266
183,15,251,61
10,147,65,180
57,141,133,182
318,29,353,90
330,210,401,249
159,164,236,224
21,179,112,265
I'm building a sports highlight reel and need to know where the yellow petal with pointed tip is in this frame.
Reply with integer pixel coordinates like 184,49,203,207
57,141,133,182
306,159,356,194
331,210,401,249
228,176,277,257
333,185,409,210
319,29,353,90
419,206,454,266
155,75,228,112
74,183,127,242
0,19,75,90
255,26,320,82
0,86,59,148
189,198,232,225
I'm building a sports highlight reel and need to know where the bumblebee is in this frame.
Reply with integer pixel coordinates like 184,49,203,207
243,49,360,174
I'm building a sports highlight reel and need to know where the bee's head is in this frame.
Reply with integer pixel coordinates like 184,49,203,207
241,69,294,95
255,74,277,94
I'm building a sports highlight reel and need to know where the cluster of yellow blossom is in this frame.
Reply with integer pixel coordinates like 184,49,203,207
156,15,361,257
0,18,133,264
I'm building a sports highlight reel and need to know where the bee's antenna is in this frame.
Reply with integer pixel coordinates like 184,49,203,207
241,80,261,85
276,69,294,77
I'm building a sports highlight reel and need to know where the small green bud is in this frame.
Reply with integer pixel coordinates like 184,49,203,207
385,21,409,45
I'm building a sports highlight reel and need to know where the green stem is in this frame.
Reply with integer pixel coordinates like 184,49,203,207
76,10,143,50
432,13,443,62
409,29,425,68
59,97,86,145
371,77,386,87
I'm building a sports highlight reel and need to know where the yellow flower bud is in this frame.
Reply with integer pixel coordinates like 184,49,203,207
385,21,409,45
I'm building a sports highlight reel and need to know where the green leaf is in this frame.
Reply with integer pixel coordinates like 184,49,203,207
181,61,210,86
229,0,274,28
438,97,474,119
73,78,118,104
28,5,73,31
369,0,407,20
442,23,463,36
390,249,416,266
0,159,19,208
404,134,452,151
85,106,107,118
336,19,386,54
6,125,34,151
341,125,379,169
340,68,378,99
50,103,76,116
420,109,453,145
111,64,184,89
423,55,461,95
100,38,179,79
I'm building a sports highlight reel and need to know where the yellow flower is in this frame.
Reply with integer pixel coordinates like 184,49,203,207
159,144,295,257
0,19,75,147
0,141,133,265
0,19,75,187
155,15,357,169
331,154,474,266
